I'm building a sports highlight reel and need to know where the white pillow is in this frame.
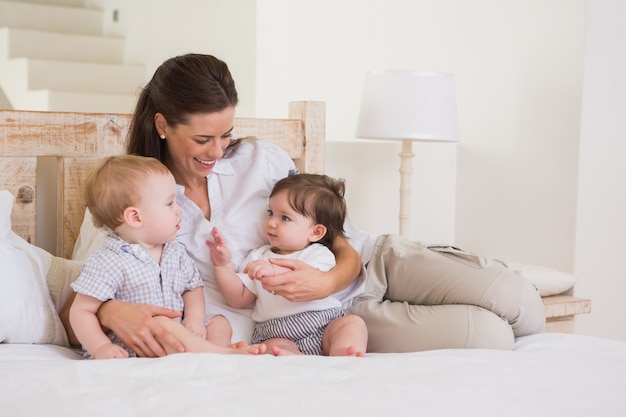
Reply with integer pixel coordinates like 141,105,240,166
506,261,578,297
0,190,69,346
71,208,105,261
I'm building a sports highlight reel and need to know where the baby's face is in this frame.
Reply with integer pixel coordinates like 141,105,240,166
263,190,317,254
137,172,182,245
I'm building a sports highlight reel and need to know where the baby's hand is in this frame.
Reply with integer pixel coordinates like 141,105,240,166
183,318,207,339
244,260,275,280
92,343,130,359
206,227,231,266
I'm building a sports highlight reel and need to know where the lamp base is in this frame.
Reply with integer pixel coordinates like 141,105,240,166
398,139,414,237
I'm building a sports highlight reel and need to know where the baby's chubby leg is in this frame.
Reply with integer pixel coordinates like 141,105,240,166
205,314,233,346
265,338,303,356
322,314,367,357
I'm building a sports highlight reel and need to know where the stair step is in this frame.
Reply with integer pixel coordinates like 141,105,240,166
0,28,125,64
0,1,140,113
24,59,146,95
47,90,137,114
8,89,137,114
0,0,104,35
8,0,86,7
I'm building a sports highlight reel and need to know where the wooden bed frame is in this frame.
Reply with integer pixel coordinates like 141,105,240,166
0,101,325,260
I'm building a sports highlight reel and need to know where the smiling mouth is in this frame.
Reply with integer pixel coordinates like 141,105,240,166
194,157,215,168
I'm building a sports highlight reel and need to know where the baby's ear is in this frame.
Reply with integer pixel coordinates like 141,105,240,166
122,206,142,228
309,224,327,243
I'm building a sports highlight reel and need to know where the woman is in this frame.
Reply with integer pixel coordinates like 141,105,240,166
63,53,545,356
63,54,363,356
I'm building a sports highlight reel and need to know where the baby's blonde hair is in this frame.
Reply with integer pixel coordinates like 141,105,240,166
84,155,171,230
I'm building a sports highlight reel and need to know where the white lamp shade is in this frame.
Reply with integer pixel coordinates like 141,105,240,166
355,70,459,142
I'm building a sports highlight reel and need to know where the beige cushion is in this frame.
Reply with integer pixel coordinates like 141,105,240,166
505,262,578,297
47,256,83,314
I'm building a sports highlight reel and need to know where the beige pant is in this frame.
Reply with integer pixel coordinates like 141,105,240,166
348,234,546,353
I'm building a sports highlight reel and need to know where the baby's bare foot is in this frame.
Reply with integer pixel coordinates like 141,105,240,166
271,345,299,356
331,345,365,357
235,343,266,355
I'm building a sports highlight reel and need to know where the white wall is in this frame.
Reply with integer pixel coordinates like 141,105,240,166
574,0,626,341
0,87,10,109
256,0,466,243
85,0,258,116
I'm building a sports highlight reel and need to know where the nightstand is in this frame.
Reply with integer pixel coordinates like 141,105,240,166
542,295,591,333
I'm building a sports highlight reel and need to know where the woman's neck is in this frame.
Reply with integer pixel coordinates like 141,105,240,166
177,175,211,220
167,164,212,219
171,168,207,190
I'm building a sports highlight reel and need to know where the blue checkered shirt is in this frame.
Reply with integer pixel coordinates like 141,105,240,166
71,233,203,357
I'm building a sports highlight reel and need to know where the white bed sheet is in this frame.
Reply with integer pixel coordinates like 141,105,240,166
2,333,625,417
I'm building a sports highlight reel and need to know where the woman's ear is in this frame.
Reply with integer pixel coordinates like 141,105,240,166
122,206,143,229
154,113,168,137
308,224,327,243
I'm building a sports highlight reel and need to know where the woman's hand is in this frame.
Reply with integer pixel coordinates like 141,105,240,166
97,300,184,357
259,258,335,302
261,235,362,302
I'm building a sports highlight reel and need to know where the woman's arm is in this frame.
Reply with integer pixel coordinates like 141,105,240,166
59,278,185,357
96,300,186,357
62,284,188,357
63,289,186,357
60,292,80,346
264,235,362,301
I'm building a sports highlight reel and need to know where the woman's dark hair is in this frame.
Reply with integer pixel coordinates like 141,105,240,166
125,54,239,165
271,174,347,248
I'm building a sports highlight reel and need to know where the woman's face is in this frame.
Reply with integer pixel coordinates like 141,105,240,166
160,106,235,182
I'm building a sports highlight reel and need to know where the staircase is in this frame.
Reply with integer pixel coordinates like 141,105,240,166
0,0,145,113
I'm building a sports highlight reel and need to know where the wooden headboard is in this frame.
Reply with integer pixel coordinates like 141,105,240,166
0,101,325,259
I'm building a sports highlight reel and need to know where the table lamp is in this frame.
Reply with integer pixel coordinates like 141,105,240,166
355,70,460,237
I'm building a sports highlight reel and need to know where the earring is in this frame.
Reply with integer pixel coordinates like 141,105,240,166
160,134,166,140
